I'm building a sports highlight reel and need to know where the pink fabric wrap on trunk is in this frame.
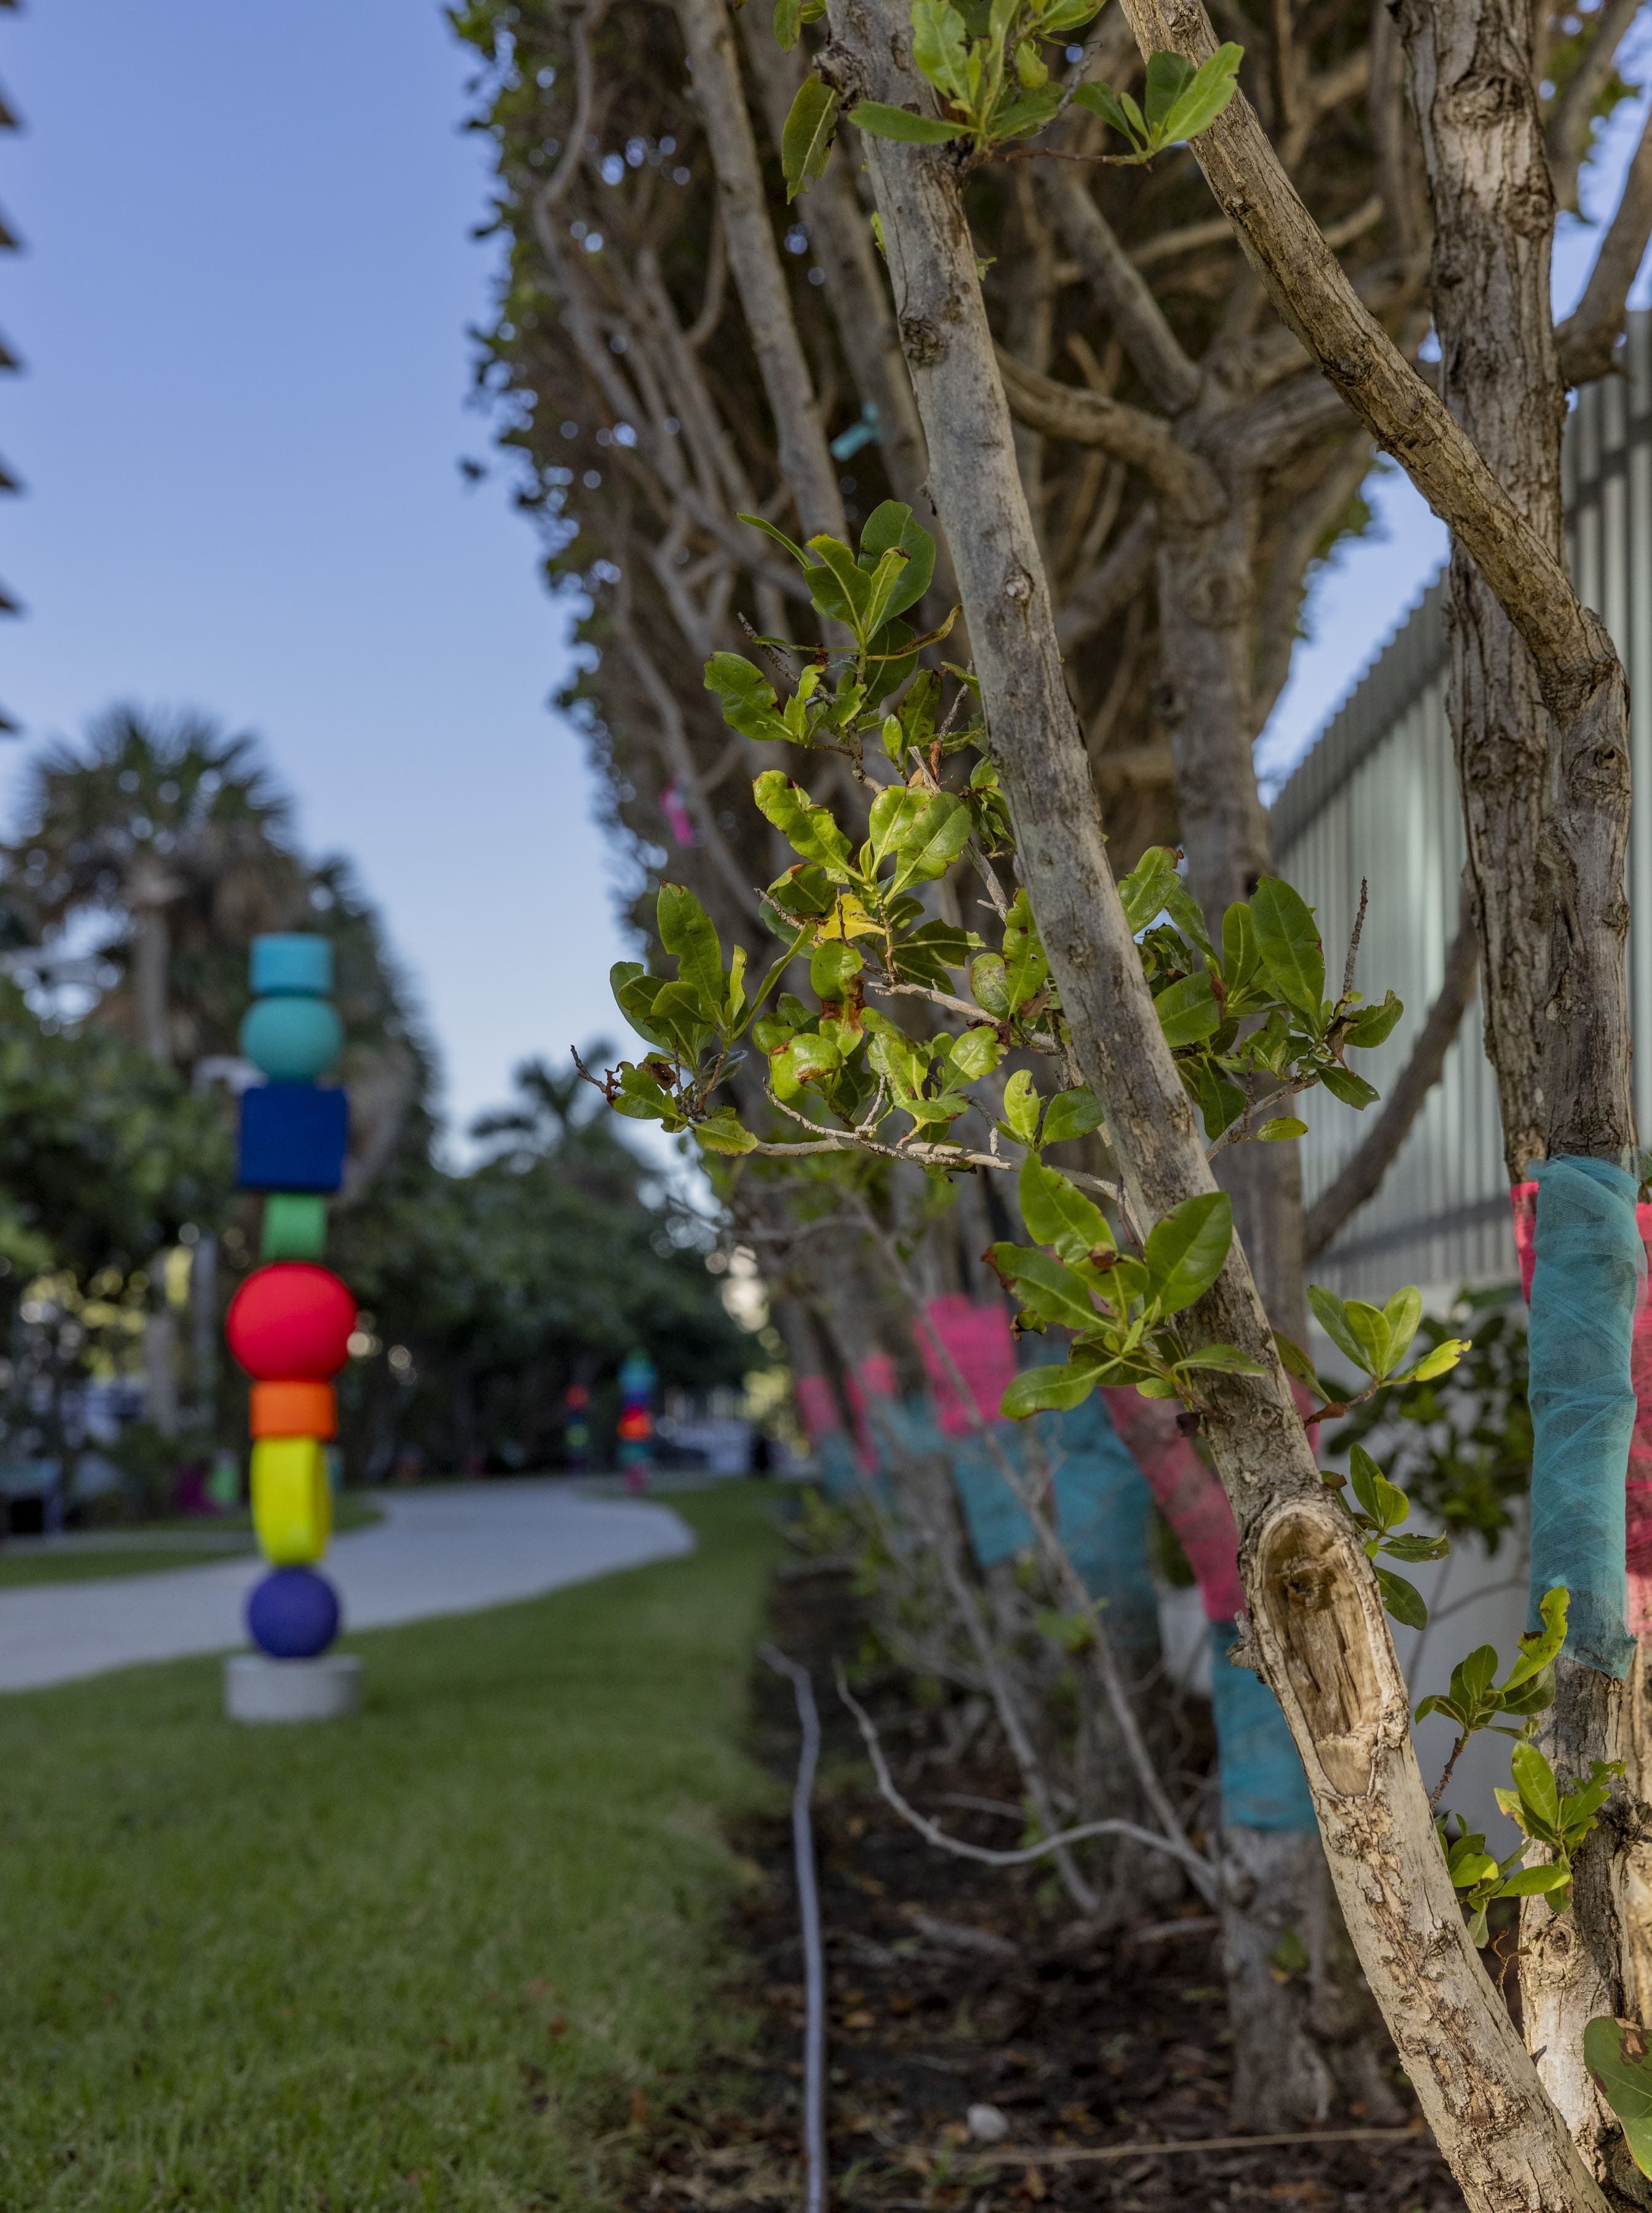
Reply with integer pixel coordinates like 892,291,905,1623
919,1295,1018,1437
1103,1387,1245,1621
1514,1179,1652,1639
793,1374,843,1445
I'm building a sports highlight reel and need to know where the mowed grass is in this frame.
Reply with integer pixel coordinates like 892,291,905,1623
0,1484,781,2212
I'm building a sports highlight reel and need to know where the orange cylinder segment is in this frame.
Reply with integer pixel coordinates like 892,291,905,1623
250,1379,338,1440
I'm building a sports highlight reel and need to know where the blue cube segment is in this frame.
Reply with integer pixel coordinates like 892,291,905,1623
250,934,334,997
237,1083,350,1193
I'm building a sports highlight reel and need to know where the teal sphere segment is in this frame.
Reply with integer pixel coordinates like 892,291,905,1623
240,995,345,1081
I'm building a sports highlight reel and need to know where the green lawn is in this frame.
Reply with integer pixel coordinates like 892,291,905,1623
0,1484,781,2212
0,1496,384,1588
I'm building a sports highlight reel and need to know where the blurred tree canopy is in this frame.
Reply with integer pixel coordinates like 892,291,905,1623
0,711,749,1496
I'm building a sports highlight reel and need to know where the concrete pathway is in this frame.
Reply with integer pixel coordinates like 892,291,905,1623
0,1481,696,1692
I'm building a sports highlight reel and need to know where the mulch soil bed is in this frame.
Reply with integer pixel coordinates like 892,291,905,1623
618,1554,1463,2212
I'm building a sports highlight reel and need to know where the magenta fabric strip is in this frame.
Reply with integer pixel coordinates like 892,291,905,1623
793,1373,843,1444
919,1296,1019,1438
1103,1387,1245,1622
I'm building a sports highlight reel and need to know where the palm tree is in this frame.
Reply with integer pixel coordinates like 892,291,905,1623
1,704,307,1070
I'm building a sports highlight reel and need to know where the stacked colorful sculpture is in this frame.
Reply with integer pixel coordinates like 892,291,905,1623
227,935,355,1673
616,1349,656,1491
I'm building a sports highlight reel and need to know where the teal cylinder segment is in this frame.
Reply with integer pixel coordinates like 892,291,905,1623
1527,1154,1640,1679
250,934,333,996
240,995,345,1081
1208,1622,1317,1832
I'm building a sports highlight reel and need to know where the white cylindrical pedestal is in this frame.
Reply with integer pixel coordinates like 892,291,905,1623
224,1652,363,1724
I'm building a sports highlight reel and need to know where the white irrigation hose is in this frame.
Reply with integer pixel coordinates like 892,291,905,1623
761,1644,827,2213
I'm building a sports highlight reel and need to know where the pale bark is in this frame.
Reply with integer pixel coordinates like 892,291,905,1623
1394,0,1645,2164
674,0,846,542
812,7,1610,2196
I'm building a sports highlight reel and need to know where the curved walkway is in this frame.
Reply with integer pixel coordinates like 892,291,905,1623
0,1481,695,1692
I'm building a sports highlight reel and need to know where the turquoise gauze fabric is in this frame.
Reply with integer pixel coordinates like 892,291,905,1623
1048,1392,1160,1651
1208,1620,1316,1831
1528,1155,1640,1678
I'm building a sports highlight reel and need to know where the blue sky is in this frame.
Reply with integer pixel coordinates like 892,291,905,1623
0,0,1648,1143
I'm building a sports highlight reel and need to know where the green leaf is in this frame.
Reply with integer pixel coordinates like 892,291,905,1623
610,1060,678,1126
1342,1298,1396,1378
1257,1116,1308,1141
860,502,937,620
1382,1532,1451,1562
1158,41,1244,142
1119,845,1180,934
1348,1443,1406,1527
912,0,972,101
1018,1156,1109,1262
891,920,974,990
1143,1190,1233,1316
868,782,931,862
1221,898,1261,991
1505,1588,1570,1690
892,792,973,890
850,99,967,141
1448,1645,1497,1713
804,535,873,627
610,962,674,1053
782,76,840,197
1383,1285,1423,1364
1177,1343,1267,1375
992,84,1066,135
1346,988,1403,1047
1273,1331,1323,1394
705,653,789,744
1374,1565,1427,1630
1153,971,1222,1048
1511,1741,1560,1835
991,1244,1102,1332
1585,2018,1652,2179
773,1031,842,1095
810,940,863,1000
775,0,804,48
694,1107,758,1156
1070,78,1139,141
1307,1283,1368,1373
753,770,854,874
1500,1863,1572,1896
1143,49,1197,127
1397,1337,1470,1384
1040,1087,1104,1146
736,512,808,566
1001,1068,1040,1145
1319,1063,1381,1110
1249,877,1325,1022
972,952,1012,1019
658,882,725,1020
1001,1361,1098,1418
947,1025,1002,1081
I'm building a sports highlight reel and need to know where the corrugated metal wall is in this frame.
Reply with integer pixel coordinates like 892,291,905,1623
1271,310,1652,1302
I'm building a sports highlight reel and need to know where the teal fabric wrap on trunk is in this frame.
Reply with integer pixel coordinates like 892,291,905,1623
1528,1155,1640,1679
1208,1622,1316,1832
814,1432,862,1500
1049,1393,1160,1651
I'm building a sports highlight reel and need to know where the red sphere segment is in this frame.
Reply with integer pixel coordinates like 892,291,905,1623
226,1263,357,1381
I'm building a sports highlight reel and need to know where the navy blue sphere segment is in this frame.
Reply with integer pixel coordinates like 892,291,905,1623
247,1566,341,1659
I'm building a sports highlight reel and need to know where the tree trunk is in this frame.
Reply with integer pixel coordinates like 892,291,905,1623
132,902,171,1065
1396,0,1646,2164
1158,462,1380,2120
814,10,1608,2193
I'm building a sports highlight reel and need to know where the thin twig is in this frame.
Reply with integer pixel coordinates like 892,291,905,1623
1342,876,1369,1004
761,1645,828,2213
1429,1734,1468,1815
836,1663,1215,1882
